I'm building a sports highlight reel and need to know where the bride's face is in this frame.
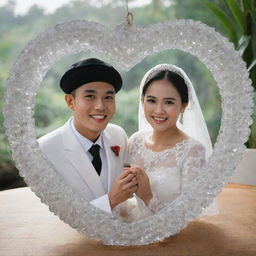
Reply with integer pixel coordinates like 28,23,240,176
143,79,186,132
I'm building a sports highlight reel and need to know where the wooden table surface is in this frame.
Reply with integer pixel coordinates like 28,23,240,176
0,184,255,256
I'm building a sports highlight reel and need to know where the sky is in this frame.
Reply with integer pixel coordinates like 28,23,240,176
0,0,72,14
0,0,151,15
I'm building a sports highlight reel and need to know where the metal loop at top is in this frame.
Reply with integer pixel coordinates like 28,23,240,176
126,12,133,26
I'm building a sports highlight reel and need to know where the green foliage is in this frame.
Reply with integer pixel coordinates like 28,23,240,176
202,0,256,148
201,0,238,43
226,0,246,31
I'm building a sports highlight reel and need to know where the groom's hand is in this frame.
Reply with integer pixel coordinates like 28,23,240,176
108,169,138,209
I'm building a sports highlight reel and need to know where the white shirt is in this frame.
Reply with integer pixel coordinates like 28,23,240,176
70,120,108,191
70,120,112,213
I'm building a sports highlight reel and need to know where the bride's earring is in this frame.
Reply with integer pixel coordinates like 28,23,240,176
180,112,184,125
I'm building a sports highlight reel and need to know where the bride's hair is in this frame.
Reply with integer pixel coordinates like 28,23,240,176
141,69,189,104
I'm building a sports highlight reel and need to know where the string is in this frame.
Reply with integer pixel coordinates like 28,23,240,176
125,0,133,25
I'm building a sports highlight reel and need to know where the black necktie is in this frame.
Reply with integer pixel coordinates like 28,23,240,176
89,144,102,176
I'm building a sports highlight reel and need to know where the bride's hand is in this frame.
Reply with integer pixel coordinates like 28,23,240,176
131,166,153,205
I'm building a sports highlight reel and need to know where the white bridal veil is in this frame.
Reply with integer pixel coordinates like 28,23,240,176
138,64,213,160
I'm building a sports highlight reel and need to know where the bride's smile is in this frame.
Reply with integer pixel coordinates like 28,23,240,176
152,115,168,124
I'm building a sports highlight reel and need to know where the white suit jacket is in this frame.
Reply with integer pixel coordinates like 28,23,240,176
38,118,128,213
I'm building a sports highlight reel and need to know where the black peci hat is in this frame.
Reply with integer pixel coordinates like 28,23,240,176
60,58,122,94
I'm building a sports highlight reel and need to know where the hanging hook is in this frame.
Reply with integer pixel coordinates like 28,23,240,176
125,0,133,26
126,12,133,25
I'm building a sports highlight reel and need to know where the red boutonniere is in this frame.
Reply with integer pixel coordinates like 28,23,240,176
111,145,120,157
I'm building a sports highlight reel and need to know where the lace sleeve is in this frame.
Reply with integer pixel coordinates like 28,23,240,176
181,142,206,189
112,196,153,223
125,132,140,164
147,193,167,213
181,141,219,217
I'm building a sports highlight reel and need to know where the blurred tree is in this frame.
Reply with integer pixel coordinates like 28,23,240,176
112,87,140,136
0,0,222,189
0,38,27,190
172,0,229,28
0,41,12,163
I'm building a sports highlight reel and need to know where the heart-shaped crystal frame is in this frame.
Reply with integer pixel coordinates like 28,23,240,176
3,20,253,245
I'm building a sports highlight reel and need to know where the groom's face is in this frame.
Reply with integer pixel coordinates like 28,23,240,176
65,81,116,141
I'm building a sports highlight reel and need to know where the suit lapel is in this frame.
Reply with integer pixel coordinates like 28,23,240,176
102,129,119,192
62,119,105,197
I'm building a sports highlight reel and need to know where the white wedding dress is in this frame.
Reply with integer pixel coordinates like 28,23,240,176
114,131,218,223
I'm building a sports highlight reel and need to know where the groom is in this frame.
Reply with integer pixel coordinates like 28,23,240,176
38,58,137,213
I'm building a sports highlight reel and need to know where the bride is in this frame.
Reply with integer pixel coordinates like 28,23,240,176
114,63,218,222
